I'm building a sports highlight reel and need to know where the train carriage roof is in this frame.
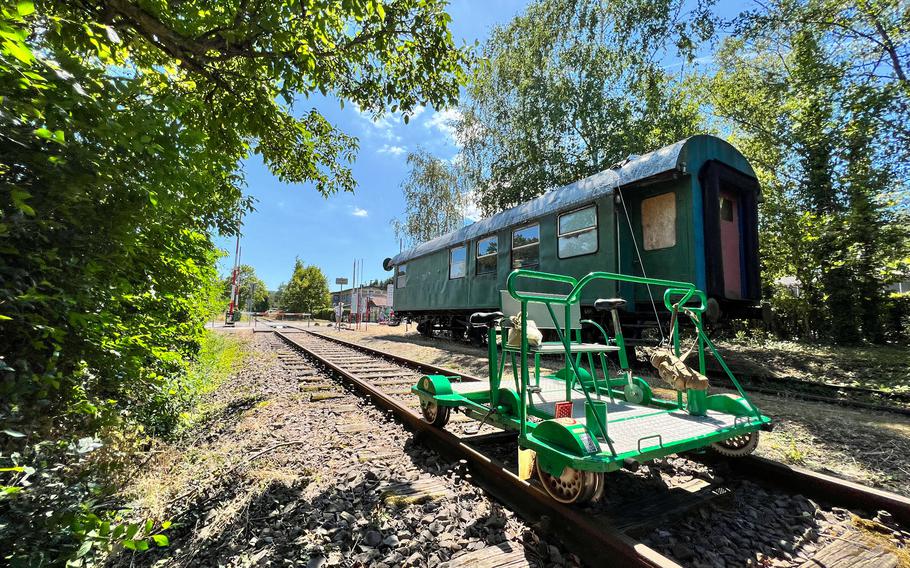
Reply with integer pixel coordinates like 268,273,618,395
387,135,755,267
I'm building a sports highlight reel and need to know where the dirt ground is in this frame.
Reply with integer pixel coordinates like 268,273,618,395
309,322,910,497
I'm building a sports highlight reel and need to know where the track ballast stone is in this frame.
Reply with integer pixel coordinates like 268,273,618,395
117,333,579,567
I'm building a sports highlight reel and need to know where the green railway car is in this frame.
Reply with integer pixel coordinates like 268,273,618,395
383,135,761,339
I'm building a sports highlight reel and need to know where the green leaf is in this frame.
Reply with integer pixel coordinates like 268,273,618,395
34,127,52,139
76,539,92,558
17,2,35,16
4,39,33,63
160,520,172,530
124,523,139,540
151,534,169,547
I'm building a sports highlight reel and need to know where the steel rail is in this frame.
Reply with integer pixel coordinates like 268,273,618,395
293,326,910,526
272,328,681,568
271,319,910,416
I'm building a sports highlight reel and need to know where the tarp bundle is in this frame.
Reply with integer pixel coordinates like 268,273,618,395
650,350,709,391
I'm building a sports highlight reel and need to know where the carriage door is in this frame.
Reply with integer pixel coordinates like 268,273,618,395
718,192,742,299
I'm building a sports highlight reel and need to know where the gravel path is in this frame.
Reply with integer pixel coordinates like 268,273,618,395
118,331,581,567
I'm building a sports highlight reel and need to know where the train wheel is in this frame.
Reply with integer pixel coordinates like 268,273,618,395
590,471,605,502
417,320,434,338
710,431,759,457
536,461,598,504
420,398,450,428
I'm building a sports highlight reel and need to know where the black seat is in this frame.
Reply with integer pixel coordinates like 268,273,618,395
594,298,627,311
470,311,505,326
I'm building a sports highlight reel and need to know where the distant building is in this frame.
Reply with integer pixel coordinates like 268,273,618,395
775,276,801,297
331,286,386,307
368,295,390,322
888,278,910,294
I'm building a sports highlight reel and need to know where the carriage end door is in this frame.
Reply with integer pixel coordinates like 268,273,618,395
718,191,742,299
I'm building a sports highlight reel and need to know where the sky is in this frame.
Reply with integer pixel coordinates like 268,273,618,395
215,0,528,291
215,0,747,291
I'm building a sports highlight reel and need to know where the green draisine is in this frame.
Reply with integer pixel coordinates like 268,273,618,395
412,268,771,504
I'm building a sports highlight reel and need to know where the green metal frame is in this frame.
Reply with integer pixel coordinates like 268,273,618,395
412,269,771,477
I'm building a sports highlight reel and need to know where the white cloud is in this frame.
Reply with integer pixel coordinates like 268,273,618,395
351,207,369,218
425,108,463,146
378,144,406,156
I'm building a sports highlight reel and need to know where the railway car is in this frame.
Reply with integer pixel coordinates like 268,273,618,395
383,135,761,340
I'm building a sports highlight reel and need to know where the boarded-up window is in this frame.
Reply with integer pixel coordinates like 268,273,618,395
641,192,676,250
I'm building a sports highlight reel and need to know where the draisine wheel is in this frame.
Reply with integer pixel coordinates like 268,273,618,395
420,398,450,428
535,461,599,504
710,431,759,457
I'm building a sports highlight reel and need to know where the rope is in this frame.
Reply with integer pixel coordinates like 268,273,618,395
616,184,666,344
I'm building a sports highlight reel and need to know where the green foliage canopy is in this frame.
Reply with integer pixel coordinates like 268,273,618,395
707,0,910,342
392,149,467,246
457,0,711,215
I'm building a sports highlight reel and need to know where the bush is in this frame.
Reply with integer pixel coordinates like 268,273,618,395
313,307,335,321
882,293,910,343
0,331,243,566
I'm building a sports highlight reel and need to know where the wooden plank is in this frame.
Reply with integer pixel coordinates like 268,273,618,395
337,423,370,434
451,542,532,567
799,538,898,568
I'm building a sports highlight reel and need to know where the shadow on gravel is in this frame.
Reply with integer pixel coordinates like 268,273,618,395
113,430,546,567
115,468,542,567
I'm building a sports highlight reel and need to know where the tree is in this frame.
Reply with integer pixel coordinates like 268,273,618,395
281,260,331,315
392,149,467,246
705,0,910,342
457,0,710,215
222,265,269,312
269,284,287,311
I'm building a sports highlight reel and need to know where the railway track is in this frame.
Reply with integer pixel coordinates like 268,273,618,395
267,320,910,416
261,322,910,567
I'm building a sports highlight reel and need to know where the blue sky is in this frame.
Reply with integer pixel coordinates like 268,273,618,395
216,0,746,291
215,0,528,290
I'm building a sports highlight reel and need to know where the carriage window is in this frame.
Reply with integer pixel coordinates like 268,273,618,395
512,224,539,268
476,236,498,275
558,205,598,258
641,192,676,250
396,264,408,288
449,245,466,279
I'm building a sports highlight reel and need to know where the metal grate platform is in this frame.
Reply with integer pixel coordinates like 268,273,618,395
448,377,747,455
579,409,743,454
